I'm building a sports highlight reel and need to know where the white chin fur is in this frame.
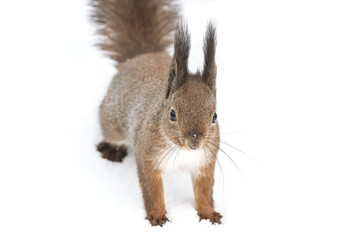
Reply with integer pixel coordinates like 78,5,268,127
158,147,208,174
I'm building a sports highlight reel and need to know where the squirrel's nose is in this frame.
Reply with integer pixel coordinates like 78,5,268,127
187,132,201,150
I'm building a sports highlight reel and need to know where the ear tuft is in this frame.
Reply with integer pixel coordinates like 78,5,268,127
174,21,190,81
202,22,217,89
166,21,191,98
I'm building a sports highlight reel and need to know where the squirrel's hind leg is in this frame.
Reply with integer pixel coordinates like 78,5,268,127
98,99,128,162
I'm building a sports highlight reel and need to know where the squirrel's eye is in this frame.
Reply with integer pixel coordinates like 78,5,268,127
212,113,217,123
170,109,177,121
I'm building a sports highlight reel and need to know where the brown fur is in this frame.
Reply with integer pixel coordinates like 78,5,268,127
92,0,221,226
194,163,222,224
92,0,178,65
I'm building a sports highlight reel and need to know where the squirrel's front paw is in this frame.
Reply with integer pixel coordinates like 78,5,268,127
198,211,222,225
146,214,169,227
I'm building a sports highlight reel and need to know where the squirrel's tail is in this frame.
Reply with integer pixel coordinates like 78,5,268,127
92,0,178,64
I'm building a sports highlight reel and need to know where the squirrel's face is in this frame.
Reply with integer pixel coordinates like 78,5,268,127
163,21,219,150
163,80,219,151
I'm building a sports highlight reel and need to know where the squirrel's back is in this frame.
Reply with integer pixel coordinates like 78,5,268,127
104,52,171,146
92,0,177,64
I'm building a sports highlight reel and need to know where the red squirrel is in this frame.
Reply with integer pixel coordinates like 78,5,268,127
92,0,221,226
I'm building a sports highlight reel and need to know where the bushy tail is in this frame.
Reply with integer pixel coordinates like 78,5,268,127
92,0,178,64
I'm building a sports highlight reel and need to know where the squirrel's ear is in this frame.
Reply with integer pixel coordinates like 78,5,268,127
165,22,190,99
165,58,178,98
202,22,217,89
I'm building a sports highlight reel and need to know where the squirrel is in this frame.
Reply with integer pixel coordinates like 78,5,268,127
92,0,222,226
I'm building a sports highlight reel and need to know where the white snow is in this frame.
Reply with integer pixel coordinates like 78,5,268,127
1,0,360,239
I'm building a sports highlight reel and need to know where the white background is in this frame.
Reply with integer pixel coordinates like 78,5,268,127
1,0,359,239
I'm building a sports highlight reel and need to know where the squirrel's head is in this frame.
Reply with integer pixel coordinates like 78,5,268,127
162,22,219,151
